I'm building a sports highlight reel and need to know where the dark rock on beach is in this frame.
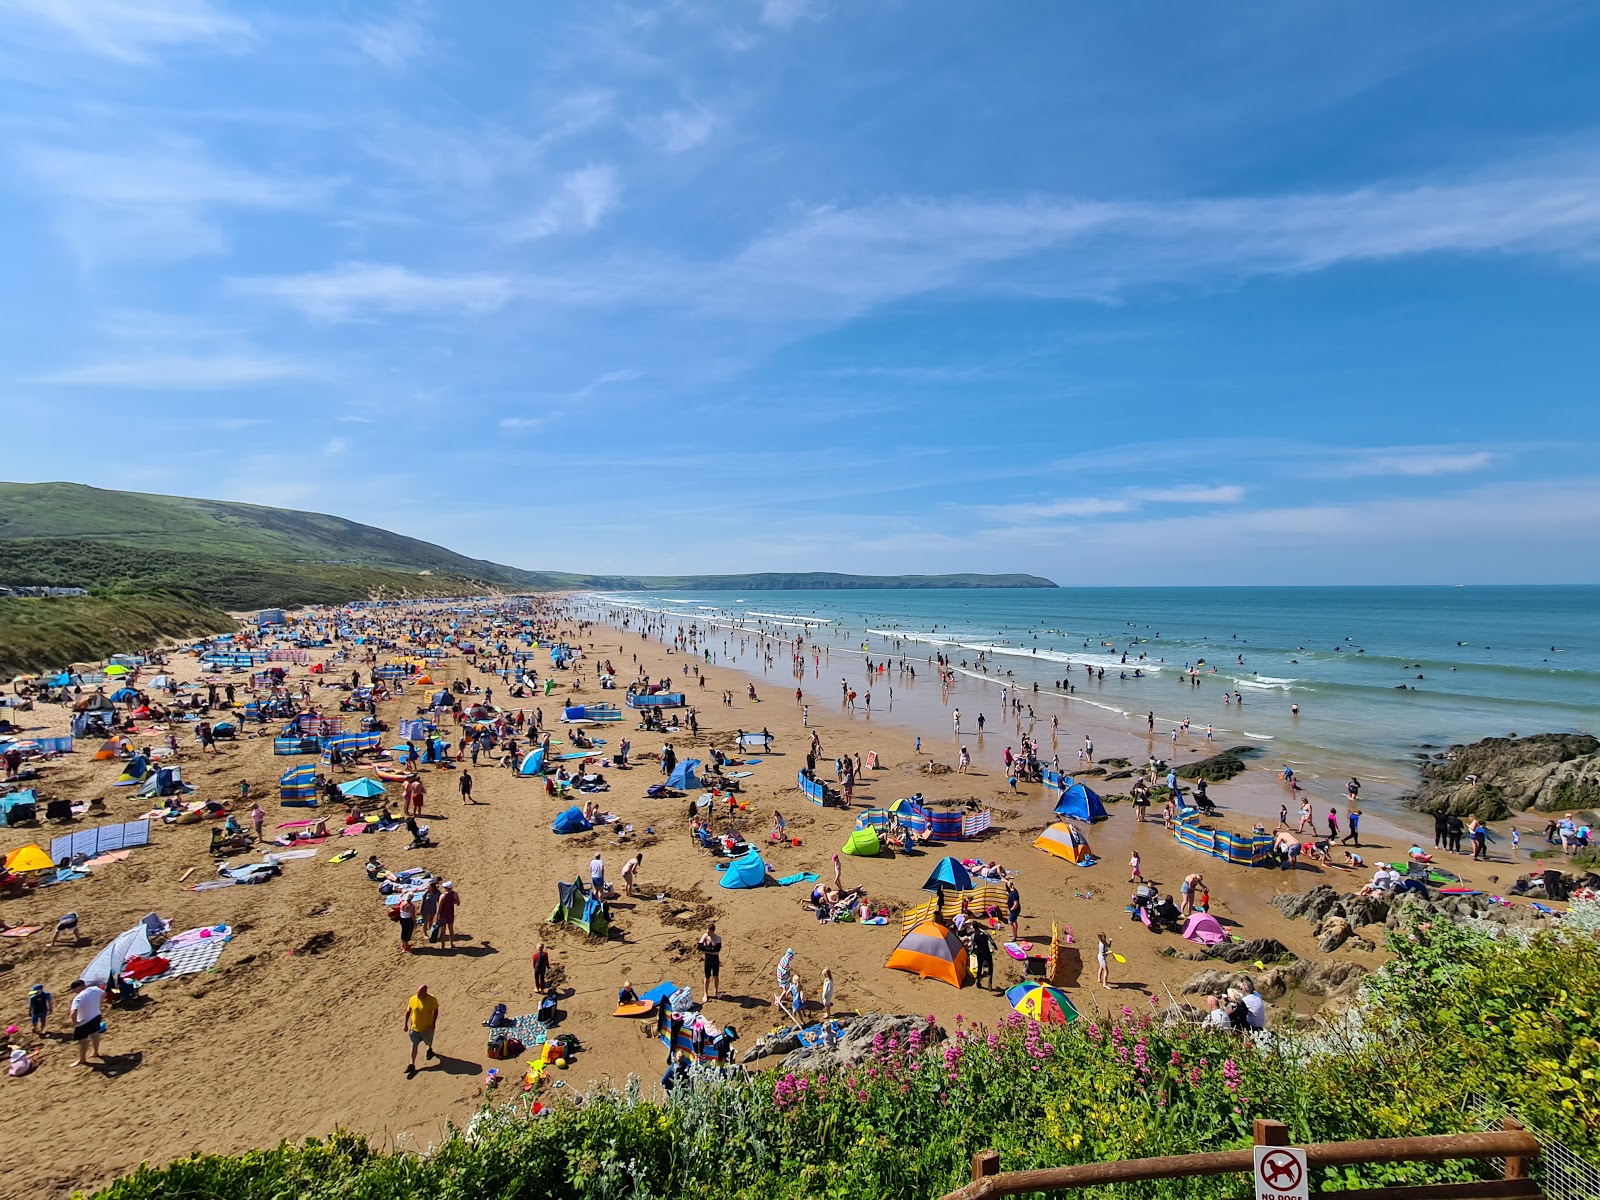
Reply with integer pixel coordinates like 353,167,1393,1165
1401,733,1600,820
1175,745,1258,783
740,1012,946,1071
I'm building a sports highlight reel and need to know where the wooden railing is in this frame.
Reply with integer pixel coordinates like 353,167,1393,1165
939,1118,1538,1200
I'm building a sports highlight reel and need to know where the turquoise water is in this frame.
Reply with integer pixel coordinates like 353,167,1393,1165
586,587,1600,785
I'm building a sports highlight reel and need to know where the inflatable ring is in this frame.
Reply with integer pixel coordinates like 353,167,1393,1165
375,769,418,783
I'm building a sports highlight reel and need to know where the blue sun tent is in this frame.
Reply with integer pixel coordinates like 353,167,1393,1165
665,759,703,790
922,856,974,893
518,747,546,776
552,805,593,834
1054,782,1108,823
719,846,769,889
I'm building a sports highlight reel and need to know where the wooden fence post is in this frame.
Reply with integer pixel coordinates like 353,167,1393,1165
973,1150,1000,1184
1255,1120,1290,1147
1502,1117,1528,1179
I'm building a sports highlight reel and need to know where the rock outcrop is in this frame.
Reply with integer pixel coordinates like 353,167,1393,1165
1175,745,1258,783
740,1012,946,1071
1402,733,1600,820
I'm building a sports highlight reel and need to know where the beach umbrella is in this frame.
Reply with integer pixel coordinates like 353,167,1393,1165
338,776,387,799
4,844,56,873
104,664,130,676
1005,983,1079,1024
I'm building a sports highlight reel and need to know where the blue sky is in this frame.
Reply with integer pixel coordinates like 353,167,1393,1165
3,0,1599,583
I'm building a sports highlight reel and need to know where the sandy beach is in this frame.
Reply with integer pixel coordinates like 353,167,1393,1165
0,599,1547,1198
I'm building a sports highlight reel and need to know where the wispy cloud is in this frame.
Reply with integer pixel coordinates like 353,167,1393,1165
499,416,545,432
506,165,621,241
976,497,1135,521
233,262,515,321
0,0,251,63
354,2,428,69
631,106,716,154
1327,448,1494,478
16,137,325,261
34,353,312,389
1150,485,1247,504
759,0,824,30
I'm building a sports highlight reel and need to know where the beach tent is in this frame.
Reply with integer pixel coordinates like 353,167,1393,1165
137,767,192,798
279,764,316,801
338,776,387,799
1005,983,1079,1024
103,665,129,677
1054,783,1108,823
665,759,703,791
549,878,608,937
110,688,139,704
80,914,166,986
922,856,974,893
75,694,114,714
1182,913,1228,946
518,748,546,776
886,920,968,988
719,846,769,890
94,737,130,762
842,827,881,857
1033,822,1095,865
4,844,55,873
551,806,593,834
1,790,38,826
115,755,150,786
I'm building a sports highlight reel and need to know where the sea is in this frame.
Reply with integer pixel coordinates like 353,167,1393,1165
580,586,1600,801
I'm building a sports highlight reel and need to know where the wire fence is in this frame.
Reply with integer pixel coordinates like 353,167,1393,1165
1467,1098,1600,1200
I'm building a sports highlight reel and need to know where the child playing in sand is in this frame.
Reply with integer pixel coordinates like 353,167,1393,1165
821,969,834,1019
28,983,51,1036
1129,852,1142,884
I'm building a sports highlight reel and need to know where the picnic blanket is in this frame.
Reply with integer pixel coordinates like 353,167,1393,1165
141,925,232,982
508,1012,548,1049
796,1020,845,1047
776,872,820,886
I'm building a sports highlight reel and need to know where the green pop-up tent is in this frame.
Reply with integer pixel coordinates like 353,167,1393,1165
842,827,880,857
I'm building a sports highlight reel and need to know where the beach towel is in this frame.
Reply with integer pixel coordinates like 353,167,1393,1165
507,1012,549,1049
796,1020,845,1047
1,926,38,938
272,848,320,861
776,872,820,886
190,879,237,892
83,850,132,869
139,928,232,982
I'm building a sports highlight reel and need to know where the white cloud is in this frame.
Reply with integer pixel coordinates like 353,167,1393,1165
354,3,428,69
977,497,1135,521
17,138,324,262
506,165,620,241
35,354,311,389
322,437,349,457
631,106,716,154
233,262,516,321
0,0,251,63
1149,485,1247,504
1329,449,1494,477
759,0,822,30
499,416,545,431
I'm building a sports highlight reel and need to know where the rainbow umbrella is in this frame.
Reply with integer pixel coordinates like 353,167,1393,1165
1005,983,1079,1024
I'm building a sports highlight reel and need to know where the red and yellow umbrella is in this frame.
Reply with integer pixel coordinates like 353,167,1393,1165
1005,983,1079,1024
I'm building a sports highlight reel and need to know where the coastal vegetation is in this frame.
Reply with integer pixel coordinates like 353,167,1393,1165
90,908,1598,1200
0,592,236,676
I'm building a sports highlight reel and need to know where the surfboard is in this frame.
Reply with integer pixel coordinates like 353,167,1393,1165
613,1001,655,1017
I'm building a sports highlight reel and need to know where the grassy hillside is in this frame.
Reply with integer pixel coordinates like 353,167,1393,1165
0,482,555,588
0,593,237,675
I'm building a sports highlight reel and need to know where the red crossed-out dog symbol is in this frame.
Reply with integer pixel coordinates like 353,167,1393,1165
1260,1149,1303,1192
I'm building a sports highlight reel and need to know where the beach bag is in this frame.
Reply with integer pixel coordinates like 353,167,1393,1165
427,922,441,943
667,986,693,1013
484,1003,509,1029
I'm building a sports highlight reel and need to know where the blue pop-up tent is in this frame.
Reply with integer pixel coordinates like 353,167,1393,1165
921,856,974,893
1054,783,1108,823
719,846,769,889
666,758,702,790
518,747,546,776
552,805,592,834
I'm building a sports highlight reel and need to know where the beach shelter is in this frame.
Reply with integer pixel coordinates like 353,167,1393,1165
137,767,191,798
922,856,974,893
1033,822,1095,865
518,747,546,776
886,920,968,988
1,791,38,826
551,805,593,834
94,737,130,762
4,844,55,873
110,687,139,703
549,878,609,937
279,763,316,801
1005,983,1080,1024
842,827,881,857
665,759,703,791
719,846,769,890
115,755,150,786
1182,912,1228,946
338,776,387,799
1054,783,1108,823
80,914,165,986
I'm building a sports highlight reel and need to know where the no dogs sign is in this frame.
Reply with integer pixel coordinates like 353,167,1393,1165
1254,1145,1309,1200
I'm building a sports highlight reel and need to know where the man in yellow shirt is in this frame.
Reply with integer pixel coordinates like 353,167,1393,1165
404,984,438,1078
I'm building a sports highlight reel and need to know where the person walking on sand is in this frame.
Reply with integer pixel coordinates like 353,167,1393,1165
1096,934,1112,990
831,852,843,891
437,881,460,950
459,770,475,805
69,979,105,1067
397,893,417,953
1296,800,1312,833
531,942,550,993
1129,851,1142,884
1327,807,1339,839
698,922,723,1002
250,802,266,842
403,984,438,1078
1342,808,1361,847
